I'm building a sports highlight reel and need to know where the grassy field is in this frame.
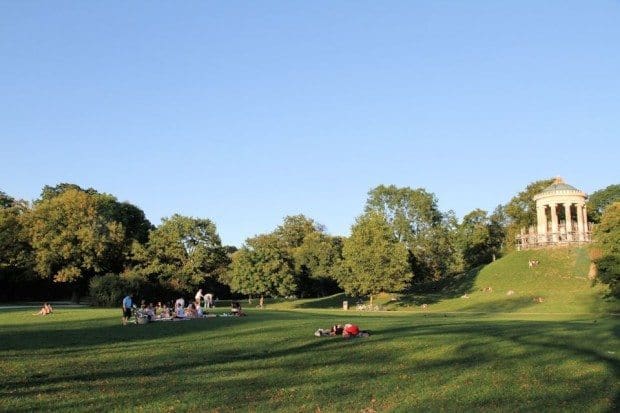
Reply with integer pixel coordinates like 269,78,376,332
1,248,619,412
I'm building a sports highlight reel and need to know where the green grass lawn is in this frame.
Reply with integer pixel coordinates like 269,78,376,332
1,249,619,412
1,306,618,412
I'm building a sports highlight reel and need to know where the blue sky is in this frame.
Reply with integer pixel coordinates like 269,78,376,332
1,1,618,247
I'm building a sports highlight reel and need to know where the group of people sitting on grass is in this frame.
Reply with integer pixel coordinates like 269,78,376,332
314,323,371,339
33,302,53,316
122,293,246,324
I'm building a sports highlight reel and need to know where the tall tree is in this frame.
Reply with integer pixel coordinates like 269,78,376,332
504,178,555,228
228,233,296,298
274,214,323,249
365,185,442,243
587,184,620,224
38,183,99,202
134,214,228,293
294,232,343,296
365,184,459,281
458,209,502,268
591,202,620,298
504,178,555,251
0,193,35,300
338,212,411,306
23,189,125,300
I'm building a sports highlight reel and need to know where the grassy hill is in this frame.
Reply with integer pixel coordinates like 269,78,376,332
272,247,618,315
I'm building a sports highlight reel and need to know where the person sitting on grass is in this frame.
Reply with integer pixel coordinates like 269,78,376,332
34,302,53,316
231,301,246,316
144,303,155,321
174,302,186,319
185,303,198,318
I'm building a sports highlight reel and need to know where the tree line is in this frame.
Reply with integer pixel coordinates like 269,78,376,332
1,181,618,304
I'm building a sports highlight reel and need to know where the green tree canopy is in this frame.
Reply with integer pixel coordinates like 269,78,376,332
228,233,296,297
0,192,34,296
134,214,228,293
591,202,620,298
364,185,461,281
587,184,620,224
338,212,411,304
458,208,503,268
365,185,442,243
504,178,555,228
23,189,126,284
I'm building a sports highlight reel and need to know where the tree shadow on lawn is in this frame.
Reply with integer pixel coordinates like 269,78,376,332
393,267,482,308
0,310,311,353
2,316,618,412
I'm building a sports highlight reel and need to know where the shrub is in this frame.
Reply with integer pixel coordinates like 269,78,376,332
89,273,129,307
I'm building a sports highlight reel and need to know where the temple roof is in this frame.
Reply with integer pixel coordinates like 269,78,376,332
539,177,581,194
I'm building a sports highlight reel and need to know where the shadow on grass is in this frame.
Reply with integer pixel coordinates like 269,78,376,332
1,310,618,412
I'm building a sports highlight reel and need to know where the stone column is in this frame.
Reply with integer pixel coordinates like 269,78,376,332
550,203,559,243
536,204,547,245
576,203,585,242
582,204,589,241
564,203,573,241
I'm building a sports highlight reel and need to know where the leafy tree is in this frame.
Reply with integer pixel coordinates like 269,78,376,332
365,185,461,282
23,189,126,300
228,234,296,297
0,191,15,208
458,209,503,268
38,183,99,202
274,214,324,248
587,184,620,224
294,232,343,296
505,178,555,228
0,192,35,299
504,178,555,251
365,185,442,243
134,214,228,293
338,212,411,306
591,202,620,298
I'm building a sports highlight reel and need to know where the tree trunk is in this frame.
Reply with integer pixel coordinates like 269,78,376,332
370,294,373,308
71,288,81,304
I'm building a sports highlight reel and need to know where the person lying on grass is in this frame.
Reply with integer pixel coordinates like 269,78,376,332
315,323,370,338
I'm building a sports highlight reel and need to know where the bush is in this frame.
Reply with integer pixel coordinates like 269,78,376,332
89,273,129,307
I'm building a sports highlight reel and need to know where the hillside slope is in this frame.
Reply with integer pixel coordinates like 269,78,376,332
276,247,617,315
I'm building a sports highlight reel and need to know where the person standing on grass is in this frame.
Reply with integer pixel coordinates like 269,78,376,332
122,293,133,325
195,289,204,308
204,292,214,309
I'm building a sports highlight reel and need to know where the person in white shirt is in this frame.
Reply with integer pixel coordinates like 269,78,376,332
195,289,203,307
205,293,214,309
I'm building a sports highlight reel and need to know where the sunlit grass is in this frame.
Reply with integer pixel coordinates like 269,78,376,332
0,306,618,412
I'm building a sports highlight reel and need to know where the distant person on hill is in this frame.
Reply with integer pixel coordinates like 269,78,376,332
122,294,133,325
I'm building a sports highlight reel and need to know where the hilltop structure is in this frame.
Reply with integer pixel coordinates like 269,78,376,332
516,177,592,250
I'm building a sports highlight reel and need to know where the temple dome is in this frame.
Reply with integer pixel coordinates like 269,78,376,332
540,177,581,194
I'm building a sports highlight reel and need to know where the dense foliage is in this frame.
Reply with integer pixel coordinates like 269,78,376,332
1,178,617,304
591,202,620,297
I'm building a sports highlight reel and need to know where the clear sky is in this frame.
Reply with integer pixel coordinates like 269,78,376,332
1,1,619,247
